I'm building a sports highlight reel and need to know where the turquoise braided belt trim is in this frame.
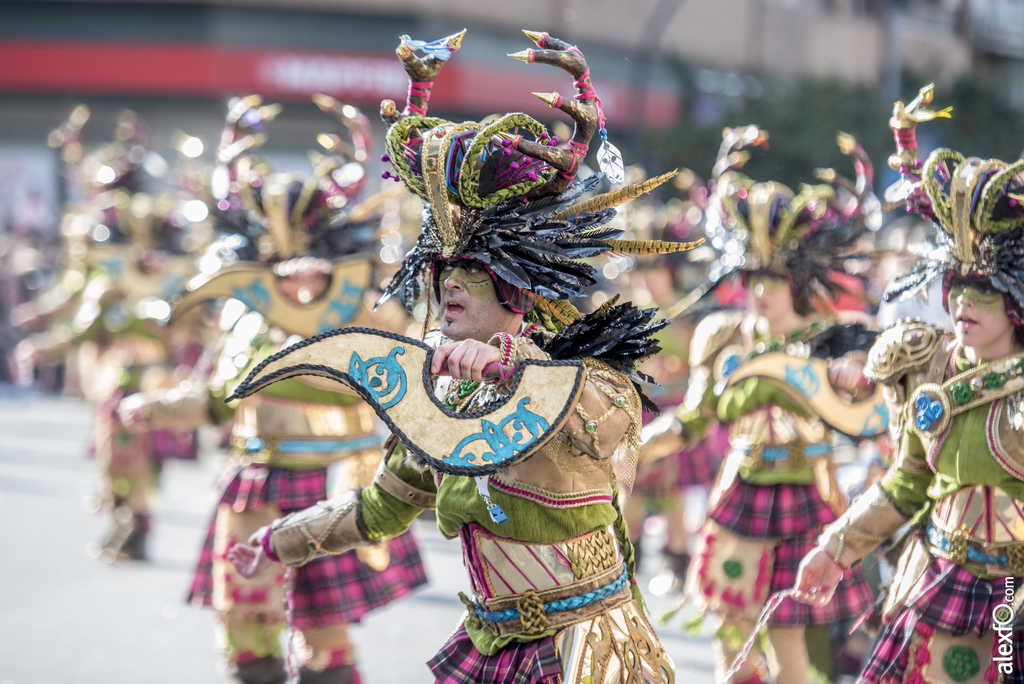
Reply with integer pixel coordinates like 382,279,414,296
471,569,629,624
927,524,1009,565
243,435,385,453
736,442,830,461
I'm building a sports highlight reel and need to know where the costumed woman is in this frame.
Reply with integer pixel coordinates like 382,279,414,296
118,96,427,684
225,30,702,684
794,86,1024,684
21,109,209,561
644,125,885,683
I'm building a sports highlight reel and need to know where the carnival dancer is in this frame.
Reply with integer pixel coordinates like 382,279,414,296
643,125,886,683
223,30,703,684
118,96,428,684
20,109,210,561
794,85,1024,684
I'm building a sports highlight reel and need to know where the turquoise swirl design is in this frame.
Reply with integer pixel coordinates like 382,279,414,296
784,362,821,400
446,397,549,467
231,280,270,312
349,347,407,410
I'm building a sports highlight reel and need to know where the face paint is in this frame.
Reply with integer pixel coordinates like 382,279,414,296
949,285,1005,313
439,264,498,302
750,275,789,298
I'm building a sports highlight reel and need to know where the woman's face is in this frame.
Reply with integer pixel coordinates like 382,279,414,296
749,274,795,321
948,280,1016,354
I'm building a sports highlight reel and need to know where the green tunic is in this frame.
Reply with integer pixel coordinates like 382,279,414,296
882,353,1024,520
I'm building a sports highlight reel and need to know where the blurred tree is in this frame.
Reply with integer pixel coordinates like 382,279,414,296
656,59,1024,191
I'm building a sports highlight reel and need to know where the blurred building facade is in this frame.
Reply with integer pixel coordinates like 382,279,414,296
0,0,1020,304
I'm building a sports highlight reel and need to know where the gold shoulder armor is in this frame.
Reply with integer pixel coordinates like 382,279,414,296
864,318,950,384
690,310,744,367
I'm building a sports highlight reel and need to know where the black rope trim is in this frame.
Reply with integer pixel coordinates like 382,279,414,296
227,325,586,475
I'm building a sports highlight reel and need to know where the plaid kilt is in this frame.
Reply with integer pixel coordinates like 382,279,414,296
428,623,562,684
188,462,427,627
151,428,198,461
709,479,839,539
705,479,872,625
861,556,1024,683
288,529,427,630
767,533,874,626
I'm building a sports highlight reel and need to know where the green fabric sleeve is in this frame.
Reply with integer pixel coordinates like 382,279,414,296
716,377,808,423
359,442,435,541
675,407,709,442
880,378,934,518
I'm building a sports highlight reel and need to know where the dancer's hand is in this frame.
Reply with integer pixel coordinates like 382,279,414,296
828,356,867,391
117,394,148,431
226,531,277,578
431,339,503,382
792,546,843,606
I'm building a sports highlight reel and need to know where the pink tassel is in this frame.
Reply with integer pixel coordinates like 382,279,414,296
985,627,1001,683
721,587,734,606
703,581,716,598
753,549,771,603
905,670,926,684
906,622,934,683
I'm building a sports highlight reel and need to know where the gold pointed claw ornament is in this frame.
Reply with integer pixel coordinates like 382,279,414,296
445,29,467,50
508,49,534,63
522,30,548,46
532,92,560,107
227,328,586,476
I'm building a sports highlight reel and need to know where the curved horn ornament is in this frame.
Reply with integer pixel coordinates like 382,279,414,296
172,259,374,337
227,328,587,476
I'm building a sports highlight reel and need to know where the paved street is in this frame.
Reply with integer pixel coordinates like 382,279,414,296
0,392,716,684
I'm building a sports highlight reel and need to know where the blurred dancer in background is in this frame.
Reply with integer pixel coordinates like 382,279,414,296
18,109,208,561
645,126,885,683
119,96,426,684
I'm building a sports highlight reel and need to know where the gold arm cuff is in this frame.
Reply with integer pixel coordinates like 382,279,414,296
270,489,368,567
373,460,436,510
818,483,909,568
138,385,213,431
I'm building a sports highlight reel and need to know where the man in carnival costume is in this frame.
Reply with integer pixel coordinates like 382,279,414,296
644,125,886,683
226,30,701,684
119,96,427,684
19,108,208,561
795,86,1024,684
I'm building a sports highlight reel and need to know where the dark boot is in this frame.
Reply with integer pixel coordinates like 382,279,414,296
298,664,358,684
119,514,149,561
96,505,139,563
229,656,288,684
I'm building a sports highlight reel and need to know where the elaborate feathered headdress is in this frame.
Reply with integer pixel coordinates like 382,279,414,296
374,30,701,326
176,95,404,337
883,85,1024,317
212,94,378,263
666,125,879,318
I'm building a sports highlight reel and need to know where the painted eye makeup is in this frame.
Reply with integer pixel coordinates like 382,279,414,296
950,286,1005,311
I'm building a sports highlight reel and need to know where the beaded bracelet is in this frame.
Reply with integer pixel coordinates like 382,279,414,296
488,332,514,366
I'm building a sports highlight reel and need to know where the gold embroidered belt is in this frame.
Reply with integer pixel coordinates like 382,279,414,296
927,485,1024,576
462,563,631,637
734,441,830,470
230,433,386,468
